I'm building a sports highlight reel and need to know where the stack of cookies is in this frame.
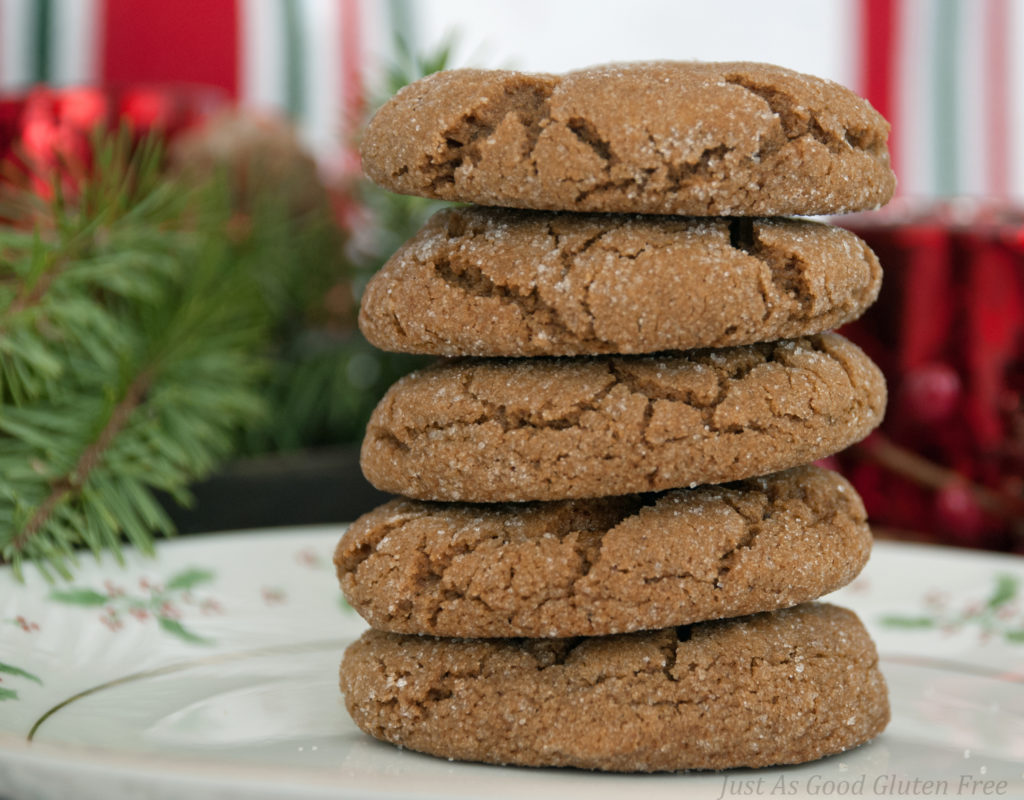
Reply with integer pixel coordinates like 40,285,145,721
336,61,894,772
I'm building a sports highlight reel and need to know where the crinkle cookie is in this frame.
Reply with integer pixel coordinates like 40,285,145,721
360,61,895,216
360,333,886,502
339,602,890,771
359,207,883,357
336,465,871,638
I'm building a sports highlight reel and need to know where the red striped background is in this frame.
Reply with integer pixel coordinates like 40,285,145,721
100,0,240,98
858,0,902,195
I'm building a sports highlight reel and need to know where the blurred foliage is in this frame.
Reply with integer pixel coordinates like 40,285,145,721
237,36,454,453
0,40,455,577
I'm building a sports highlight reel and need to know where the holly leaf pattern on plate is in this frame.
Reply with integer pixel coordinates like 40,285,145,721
48,589,109,606
986,574,1017,609
157,617,212,644
879,616,936,629
0,662,42,684
881,573,1024,643
164,568,215,592
0,661,43,702
45,567,221,645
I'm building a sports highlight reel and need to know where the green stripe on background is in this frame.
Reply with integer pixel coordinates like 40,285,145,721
281,0,305,121
32,0,53,83
388,0,415,50
933,0,960,196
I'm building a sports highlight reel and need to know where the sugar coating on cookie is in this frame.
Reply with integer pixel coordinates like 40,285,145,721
361,61,895,216
360,332,886,502
359,207,883,357
339,602,890,772
336,465,872,637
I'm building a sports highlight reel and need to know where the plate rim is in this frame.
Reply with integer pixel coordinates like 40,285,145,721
4,529,1024,798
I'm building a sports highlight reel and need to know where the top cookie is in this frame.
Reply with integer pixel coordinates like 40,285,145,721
361,61,895,216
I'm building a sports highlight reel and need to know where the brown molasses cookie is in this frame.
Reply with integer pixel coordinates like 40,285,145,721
361,333,886,502
359,207,883,357
339,602,890,771
336,465,871,638
361,61,894,216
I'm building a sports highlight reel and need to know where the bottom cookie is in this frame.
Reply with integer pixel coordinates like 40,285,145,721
340,603,889,772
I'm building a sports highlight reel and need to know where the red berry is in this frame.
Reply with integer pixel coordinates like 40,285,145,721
899,363,962,424
119,88,175,131
58,88,108,131
934,482,986,545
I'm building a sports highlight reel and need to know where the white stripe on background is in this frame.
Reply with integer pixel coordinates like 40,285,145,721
1010,0,1024,201
897,0,937,200
409,0,853,81
0,0,34,89
240,0,345,160
49,0,99,85
297,0,341,158
239,0,287,112
831,0,861,95
360,0,398,94
957,0,988,198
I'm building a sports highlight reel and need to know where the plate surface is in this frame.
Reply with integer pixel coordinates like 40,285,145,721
2,527,1024,800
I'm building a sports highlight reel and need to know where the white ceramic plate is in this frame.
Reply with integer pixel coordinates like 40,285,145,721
2,527,1024,800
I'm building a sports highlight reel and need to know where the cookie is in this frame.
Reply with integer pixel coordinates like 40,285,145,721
358,207,883,357
336,465,870,638
361,333,886,502
340,602,889,771
360,61,894,216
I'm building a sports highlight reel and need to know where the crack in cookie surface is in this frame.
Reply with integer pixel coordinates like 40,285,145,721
358,208,882,357
360,333,886,502
339,603,890,771
361,62,895,216
336,465,872,637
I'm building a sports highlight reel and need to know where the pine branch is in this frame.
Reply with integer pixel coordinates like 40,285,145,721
12,368,153,554
0,129,187,406
0,130,273,580
2,247,63,320
1,42,461,578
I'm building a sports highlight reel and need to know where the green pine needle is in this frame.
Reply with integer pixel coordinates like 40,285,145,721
0,131,276,580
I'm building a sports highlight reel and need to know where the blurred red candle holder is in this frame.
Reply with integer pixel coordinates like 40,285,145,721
838,200,1024,551
0,82,227,198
